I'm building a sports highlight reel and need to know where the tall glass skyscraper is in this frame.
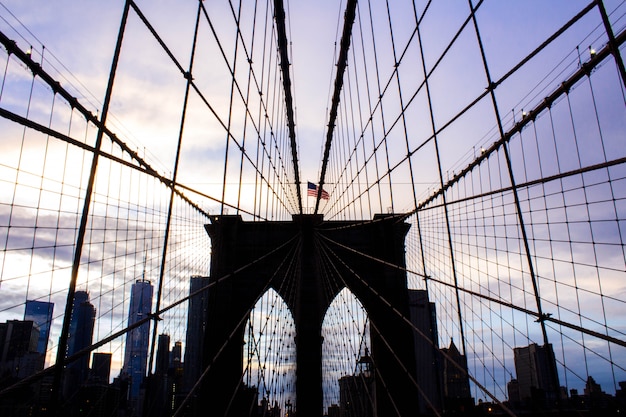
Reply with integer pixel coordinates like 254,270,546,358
122,279,154,399
24,300,54,356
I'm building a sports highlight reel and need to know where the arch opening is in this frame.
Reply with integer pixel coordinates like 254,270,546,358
243,288,296,415
322,288,372,415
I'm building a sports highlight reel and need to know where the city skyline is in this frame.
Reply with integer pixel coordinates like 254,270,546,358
2,286,624,416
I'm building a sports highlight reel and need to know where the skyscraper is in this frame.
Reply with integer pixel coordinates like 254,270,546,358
338,372,374,417
91,352,112,383
170,340,183,373
0,320,42,379
513,343,560,405
122,279,153,400
408,289,442,415
155,334,170,376
182,275,209,393
24,300,54,357
145,333,171,417
440,338,473,412
64,290,96,397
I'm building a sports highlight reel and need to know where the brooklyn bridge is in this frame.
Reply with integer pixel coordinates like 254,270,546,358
0,0,625,416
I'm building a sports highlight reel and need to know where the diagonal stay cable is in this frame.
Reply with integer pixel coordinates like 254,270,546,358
318,233,626,350
174,235,301,417
408,22,626,214
315,0,358,214
316,235,441,417
0,105,263,220
325,1,612,216
316,233,518,417
197,0,298,213
0,30,213,218
223,237,300,416
129,1,296,213
0,232,299,398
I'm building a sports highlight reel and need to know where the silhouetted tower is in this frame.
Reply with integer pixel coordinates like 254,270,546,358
64,291,96,397
513,343,560,406
0,320,42,379
171,341,182,370
24,300,54,357
408,289,442,414
201,214,418,417
155,334,170,376
182,275,209,394
339,353,375,417
440,338,473,412
122,279,153,400
91,352,112,383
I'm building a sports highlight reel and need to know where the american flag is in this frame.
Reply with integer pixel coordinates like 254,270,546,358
307,181,329,199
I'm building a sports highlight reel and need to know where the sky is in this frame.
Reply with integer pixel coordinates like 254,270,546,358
0,0,625,407
0,0,618,195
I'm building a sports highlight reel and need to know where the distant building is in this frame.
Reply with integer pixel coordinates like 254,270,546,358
122,279,153,400
0,320,42,380
338,355,374,417
155,334,170,376
440,338,473,413
408,289,442,415
90,352,112,384
513,343,559,406
171,340,183,372
326,403,340,417
584,375,611,410
584,375,602,396
144,333,171,417
339,374,374,417
24,300,54,357
182,275,209,394
616,381,626,410
64,291,96,397
65,352,117,417
507,378,521,405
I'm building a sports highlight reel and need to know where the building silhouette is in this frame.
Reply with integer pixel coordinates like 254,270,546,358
408,289,442,415
0,320,45,416
68,352,119,417
144,333,171,417
24,300,54,357
337,353,375,417
144,334,185,417
171,340,182,372
63,290,96,398
512,343,560,407
155,334,170,376
90,352,112,384
338,373,374,417
122,279,153,401
440,338,474,413
326,403,340,417
0,320,42,381
182,275,209,394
